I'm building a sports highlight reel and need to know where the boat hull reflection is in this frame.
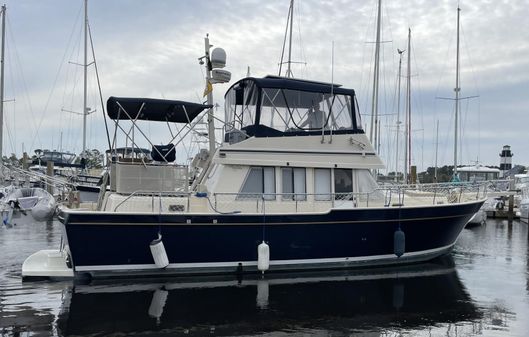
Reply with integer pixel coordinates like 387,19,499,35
57,256,479,335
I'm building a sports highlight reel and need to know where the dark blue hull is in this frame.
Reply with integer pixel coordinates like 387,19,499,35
60,200,483,277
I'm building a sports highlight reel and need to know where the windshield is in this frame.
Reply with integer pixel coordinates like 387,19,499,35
225,78,362,135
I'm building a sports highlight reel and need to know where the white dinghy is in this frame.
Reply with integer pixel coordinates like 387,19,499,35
5,188,56,222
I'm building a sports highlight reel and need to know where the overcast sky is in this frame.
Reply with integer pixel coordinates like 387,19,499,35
1,0,528,172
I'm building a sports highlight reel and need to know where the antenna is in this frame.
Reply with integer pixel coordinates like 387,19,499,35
329,41,335,144
331,41,334,95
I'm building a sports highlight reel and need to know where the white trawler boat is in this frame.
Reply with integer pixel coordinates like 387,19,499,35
22,73,487,279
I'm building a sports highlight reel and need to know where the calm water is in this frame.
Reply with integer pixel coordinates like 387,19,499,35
1,216,528,336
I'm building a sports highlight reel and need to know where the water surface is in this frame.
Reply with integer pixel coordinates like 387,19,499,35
1,217,528,336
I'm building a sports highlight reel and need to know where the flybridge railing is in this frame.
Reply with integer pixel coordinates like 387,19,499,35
211,182,489,214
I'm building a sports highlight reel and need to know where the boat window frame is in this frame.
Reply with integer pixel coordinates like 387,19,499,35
334,168,354,199
281,167,307,201
314,168,332,201
237,166,276,200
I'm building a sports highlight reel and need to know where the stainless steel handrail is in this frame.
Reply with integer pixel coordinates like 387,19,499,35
113,190,191,212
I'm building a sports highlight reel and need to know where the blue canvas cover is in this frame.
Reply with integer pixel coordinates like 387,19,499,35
107,97,212,123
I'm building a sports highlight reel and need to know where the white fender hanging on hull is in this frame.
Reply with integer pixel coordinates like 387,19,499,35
257,241,270,273
150,234,169,268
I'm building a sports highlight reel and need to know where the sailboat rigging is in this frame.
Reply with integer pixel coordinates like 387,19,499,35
278,0,307,78
0,5,5,164
369,0,382,152
394,48,404,182
436,6,478,179
404,28,411,184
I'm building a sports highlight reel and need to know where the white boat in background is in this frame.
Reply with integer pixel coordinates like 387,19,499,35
458,165,500,183
4,187,56,222
457,165,500,227
513,173,529,191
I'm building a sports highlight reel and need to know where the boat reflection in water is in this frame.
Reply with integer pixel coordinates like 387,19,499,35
57,256,480,336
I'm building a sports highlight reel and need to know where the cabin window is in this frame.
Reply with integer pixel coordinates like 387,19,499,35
281,167,306,200
334,169,353,197
238,167,275,200
314,168,331,201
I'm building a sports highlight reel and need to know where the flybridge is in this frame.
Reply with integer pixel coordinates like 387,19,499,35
224,76,363,141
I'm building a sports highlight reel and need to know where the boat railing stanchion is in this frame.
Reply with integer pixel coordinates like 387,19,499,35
295,197,298,213
214,193,217,210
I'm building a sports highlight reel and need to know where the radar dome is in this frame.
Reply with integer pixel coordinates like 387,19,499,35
210,48,227,68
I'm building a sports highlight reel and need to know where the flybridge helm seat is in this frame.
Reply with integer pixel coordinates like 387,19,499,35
152,144,176,162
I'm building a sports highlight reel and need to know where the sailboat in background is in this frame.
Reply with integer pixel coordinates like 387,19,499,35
52,0,104,202
441,7,483,226
0,6,57,224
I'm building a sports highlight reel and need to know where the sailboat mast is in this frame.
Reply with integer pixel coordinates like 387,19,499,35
435,120,439,182
82,0,88,155
453,7,461,176
0,5,5,163
286,0,294,77
406,28,412,182
369,0,382,151
395,49,404,182
403,28,411,184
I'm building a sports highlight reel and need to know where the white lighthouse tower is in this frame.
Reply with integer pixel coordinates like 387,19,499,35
499,145,513,178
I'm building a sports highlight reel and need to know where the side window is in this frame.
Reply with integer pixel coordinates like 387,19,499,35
281,167,306,200
314,168,331,201
334,168,353,197
239,167,275,200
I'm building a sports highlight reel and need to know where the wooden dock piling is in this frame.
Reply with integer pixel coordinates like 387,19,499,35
508,194,514,222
